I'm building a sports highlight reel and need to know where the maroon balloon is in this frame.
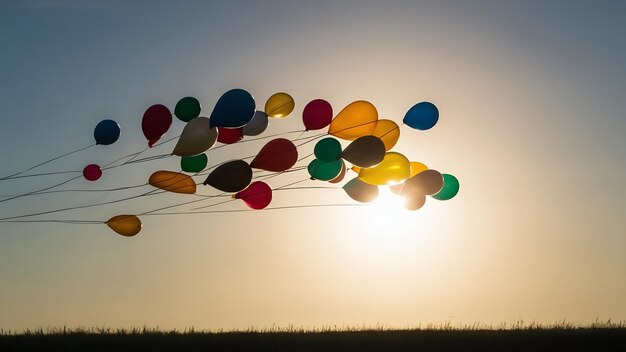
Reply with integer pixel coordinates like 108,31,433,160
142,104,172,147
217,127,243,144
83,164,102,181
250,138,298,172
235,181,273,210
302,99,333,131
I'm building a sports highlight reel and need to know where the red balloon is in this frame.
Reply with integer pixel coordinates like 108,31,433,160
235,181,272,210
83,164,102,181
250,138,298,172
303,99,333,131
217,127,243,144
142,104,172,147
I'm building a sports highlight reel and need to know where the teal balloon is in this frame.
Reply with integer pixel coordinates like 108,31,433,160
174,97,201,122
314,137,342,162
403,102,439,130
209,89,255,128
307,159,343,181
180,154,208,173
432,174,460,200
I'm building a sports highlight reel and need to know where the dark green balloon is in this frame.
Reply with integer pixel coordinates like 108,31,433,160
180,153,208,173
432,173,460,200
307,159,343,181
175,96,201,122
314,137,342,162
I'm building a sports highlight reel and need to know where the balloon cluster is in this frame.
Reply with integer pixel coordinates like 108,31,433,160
1,90,459,237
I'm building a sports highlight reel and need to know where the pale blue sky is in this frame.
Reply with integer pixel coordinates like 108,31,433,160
1,0,625,330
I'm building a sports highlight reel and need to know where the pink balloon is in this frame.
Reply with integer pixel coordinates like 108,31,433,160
235,181,272,210
302,99,333,131
83,164,102,181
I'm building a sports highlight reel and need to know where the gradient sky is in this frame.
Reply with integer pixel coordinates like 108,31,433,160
1,0,625,331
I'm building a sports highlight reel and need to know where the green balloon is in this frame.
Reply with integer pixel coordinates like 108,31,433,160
180,153,208,173
314,137,342,162
308,159,343,181
175,96,201,122
432,174,459,200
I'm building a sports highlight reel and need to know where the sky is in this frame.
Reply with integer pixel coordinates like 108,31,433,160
1,0,625,331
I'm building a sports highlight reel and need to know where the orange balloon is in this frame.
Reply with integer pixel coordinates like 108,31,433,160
409,161,428,177
370,119,400,151
149,170,197,194
106,215,142,237
328,101,378,140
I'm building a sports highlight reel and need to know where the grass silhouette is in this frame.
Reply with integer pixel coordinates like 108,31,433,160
1,321,625,351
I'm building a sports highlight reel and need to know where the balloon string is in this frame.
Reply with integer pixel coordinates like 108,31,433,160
0,143,95,181
0,174,84,204
0,170,83,180
0,183,150,197
210,129,305,151
143,203,368,217
0,219,102,224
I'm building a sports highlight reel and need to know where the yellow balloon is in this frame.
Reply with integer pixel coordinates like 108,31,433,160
106,215,142,237
409,161,428,177
328,101,378,140
351,165,361,173
265,92,295,118
149,170,197,194
370,119,400,151
358,152,410,185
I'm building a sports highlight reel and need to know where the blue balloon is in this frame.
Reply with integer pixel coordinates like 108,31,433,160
209,89,256,128
94,119,121,145
403,102,439,130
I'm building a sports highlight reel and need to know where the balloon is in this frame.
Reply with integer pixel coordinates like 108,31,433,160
82,164,102,181
400,169,444,196
341,135,385,168
404,193,426,211
149,171,197,194
250,138,298,172
234,181,273,210
142,104,172,147
243,111,269,136
358,152,410,185
329,101,378,140
302,99,333,131
370,119,400,151
389,162,429,194
403,102,438,130
172,117,217,157
209,88,255,128
174,96,201,122
106,215,142,237
307,159,343,181
343,177,378,203
432,173,460,200
94,119,120,145
351,166,361,173
265,92,295,118
329,160,347,184
314,137,342,162
180,154,208,173
203,160,252,192
409,161,428,177
217,127,243,144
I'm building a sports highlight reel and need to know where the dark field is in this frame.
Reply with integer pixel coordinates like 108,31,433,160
2,325,626,352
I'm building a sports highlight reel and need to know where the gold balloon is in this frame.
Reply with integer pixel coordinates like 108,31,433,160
328,101,378,140
358,152,410,185
265,92,295,118
106,215,142,237
370,119,400,151
149,170,197,194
